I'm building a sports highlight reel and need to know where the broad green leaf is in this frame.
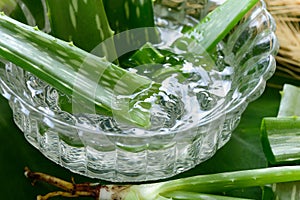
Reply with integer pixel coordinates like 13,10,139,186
103,0,155,33
103,0,160,65
46,0,114,53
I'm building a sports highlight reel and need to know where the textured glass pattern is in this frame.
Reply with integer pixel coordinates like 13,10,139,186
0,0,278,182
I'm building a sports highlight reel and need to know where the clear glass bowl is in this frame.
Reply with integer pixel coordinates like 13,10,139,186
0,0,278,182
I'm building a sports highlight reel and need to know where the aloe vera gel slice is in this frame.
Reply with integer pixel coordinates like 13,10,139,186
261,84,300,164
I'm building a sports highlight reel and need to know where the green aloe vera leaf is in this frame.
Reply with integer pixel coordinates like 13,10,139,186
122,42,165,68
162,191,252,200
46,0,114,55
103,0,160,65
0,13,160,128
183,0,259,53
103,0,155,33
129,0,259,80
123,166,300,200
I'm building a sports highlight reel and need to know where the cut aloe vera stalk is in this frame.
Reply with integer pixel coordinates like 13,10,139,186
260,85,300,198
261,84,300,164
261,116,300,164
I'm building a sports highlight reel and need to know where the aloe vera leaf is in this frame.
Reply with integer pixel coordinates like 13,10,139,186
103,0,160,65
124,166,300,200
162,191,252,200
103,0,155,33
17,0,47,29
46,0,114,54
0,13,160,128
122,42,165,68
184,0,259,53
135,0,259,80
262,186,275,200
